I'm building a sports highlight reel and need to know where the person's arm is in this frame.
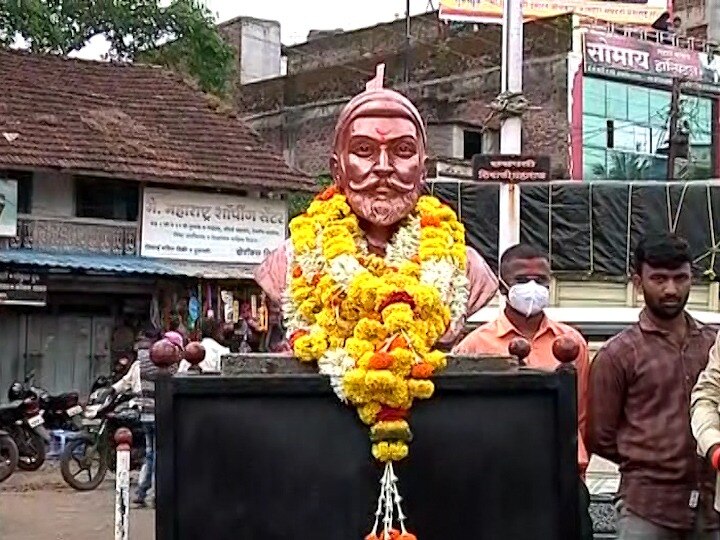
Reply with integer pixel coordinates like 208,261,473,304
587,344,627,464
691,333,720,463
574,338,591,450
112,361,139,394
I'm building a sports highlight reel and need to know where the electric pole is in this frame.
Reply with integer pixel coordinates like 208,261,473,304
404,0,411,84
498,0,524,257
667,78,681,181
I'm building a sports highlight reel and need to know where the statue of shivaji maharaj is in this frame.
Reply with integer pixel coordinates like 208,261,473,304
256,65,498,345
254,65,498,539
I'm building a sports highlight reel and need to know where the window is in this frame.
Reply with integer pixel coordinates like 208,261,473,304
463,130,483,159
75,177,139,221
582,77,714,181
0,170,32,214
463,129,500,159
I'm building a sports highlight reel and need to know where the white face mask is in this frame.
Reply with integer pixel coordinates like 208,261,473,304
506,280,550,317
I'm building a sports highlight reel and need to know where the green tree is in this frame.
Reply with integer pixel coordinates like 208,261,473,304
0,0,235,96
288,175,332,219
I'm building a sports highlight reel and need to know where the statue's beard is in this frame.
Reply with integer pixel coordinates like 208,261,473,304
345,188,419,227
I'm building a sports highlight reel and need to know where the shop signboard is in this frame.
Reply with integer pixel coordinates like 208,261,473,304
0,271,47,307
140,188,288,264
0,179,18,237
472,154,551,182
584,31,720,94
439,0,668,26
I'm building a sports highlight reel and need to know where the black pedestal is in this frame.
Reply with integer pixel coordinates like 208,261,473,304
156,356,579,540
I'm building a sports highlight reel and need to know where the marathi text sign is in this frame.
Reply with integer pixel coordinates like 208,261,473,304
584,31,720,94
140,188,287,264
0,271,47,306
439,0,668,26
0,180,18,237
472,155,551,182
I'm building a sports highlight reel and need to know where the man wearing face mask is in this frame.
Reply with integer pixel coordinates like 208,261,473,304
453,243,592,539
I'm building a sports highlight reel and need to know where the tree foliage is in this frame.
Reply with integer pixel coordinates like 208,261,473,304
0,0,235,96
288,175,332,219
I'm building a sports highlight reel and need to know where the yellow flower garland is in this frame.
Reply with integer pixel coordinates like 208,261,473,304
285,186,468,463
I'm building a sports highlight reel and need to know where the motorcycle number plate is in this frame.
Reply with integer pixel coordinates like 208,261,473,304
27,414,43,428
66,405,83,417
140,414,154,423
82,418,102,426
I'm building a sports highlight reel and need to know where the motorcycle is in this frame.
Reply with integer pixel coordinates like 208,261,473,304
0,396,48,471
8,372,83,432
0,429,19,483
60,387,145,491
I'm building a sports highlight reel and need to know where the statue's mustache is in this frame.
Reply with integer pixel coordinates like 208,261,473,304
348,175,415,193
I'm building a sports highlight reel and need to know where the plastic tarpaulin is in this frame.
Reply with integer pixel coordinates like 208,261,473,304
427,180,720,279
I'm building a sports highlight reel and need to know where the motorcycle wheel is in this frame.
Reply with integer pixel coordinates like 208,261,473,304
60,438,108,491
15,425,45,472
0,434,19,483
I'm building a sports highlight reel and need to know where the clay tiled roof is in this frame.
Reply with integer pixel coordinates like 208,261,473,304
0,49,314,192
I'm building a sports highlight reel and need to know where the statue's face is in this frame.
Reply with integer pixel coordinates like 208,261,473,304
334,115,424,226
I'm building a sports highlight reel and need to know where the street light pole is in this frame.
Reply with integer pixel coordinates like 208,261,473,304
498,0,524,265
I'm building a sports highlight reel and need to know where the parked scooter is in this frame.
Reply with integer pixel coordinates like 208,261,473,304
60,386,145,491
8,372,83,431
0,397,48,471
0,429,19,483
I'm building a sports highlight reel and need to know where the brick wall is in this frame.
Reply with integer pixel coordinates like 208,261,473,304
238,16,572,178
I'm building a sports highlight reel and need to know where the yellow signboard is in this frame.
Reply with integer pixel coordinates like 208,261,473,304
439,0,669,27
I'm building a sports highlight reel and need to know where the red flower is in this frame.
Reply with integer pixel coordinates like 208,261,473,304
292,266,302,279
420,215,441,228
289,330,308,348
378,291,416,313
315,185,339,201
377,407,409,422
369,352,393,370
388,335,408,351
411,363,434,379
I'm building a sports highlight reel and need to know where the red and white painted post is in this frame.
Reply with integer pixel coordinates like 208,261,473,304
114,427,132,540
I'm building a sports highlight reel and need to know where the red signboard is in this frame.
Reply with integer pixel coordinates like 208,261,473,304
583,31,720,94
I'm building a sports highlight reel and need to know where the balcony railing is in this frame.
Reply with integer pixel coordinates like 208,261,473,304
2,215,138,256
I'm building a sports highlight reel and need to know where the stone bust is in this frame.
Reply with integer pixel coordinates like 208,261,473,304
255,65,498,345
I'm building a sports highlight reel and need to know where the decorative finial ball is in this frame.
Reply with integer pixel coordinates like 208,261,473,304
508,337,532,361
552,335,581,364
184,342,206,366
114,427,132,447
150,338,180,368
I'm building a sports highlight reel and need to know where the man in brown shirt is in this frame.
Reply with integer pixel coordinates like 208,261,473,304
589,233,719,539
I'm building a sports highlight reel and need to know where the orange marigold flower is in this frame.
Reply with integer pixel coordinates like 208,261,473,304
388,335,408,351
420,215,441,228
311,274,321,286
315,185,339,201
292,266,302,278
410,255,421,264
289,330,308,348
411,363,434,378
369,352,393,370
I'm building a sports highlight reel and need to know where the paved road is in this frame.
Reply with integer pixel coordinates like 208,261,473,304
0,464,154,540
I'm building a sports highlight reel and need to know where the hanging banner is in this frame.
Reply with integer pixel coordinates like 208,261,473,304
439,0,669,26
140,188,287,264
0,179,18,237
584,31,720,94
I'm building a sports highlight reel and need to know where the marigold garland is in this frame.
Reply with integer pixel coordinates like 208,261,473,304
283,187,469,537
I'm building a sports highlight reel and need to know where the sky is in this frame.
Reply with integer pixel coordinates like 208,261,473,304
68,0,437,60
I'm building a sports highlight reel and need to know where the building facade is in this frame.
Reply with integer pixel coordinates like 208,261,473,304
0,49,312,394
